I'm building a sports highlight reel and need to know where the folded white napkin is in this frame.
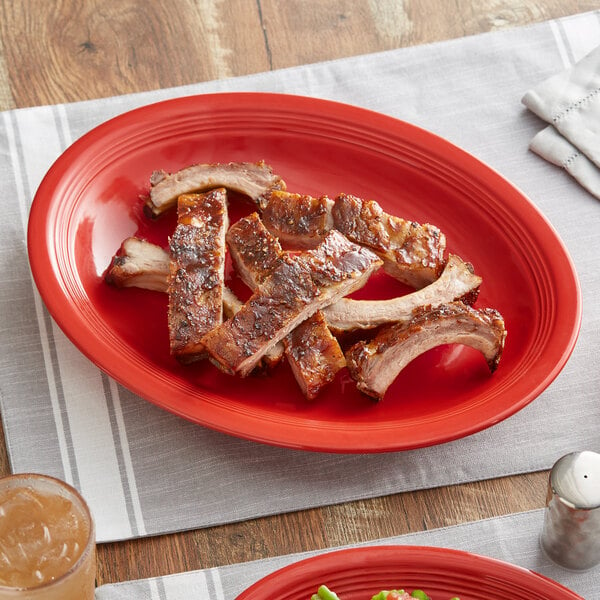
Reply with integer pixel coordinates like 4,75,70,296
522,44,600,199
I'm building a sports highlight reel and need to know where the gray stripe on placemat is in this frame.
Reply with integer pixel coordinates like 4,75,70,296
41,310,81,490
1,109,79,487
103,375,142,537
154,578,168,600
206,569,225,600
24,106,81,489
51,104,71,152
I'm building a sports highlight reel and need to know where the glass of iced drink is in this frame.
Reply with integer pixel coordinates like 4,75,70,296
0,473,96,599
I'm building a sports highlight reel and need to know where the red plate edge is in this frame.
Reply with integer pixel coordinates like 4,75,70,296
235,545,584,600
26,92,583,453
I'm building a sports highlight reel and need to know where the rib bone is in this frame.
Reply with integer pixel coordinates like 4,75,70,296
345,301,507,400
104,237,170,292
322,254,481,333
145,160,285,217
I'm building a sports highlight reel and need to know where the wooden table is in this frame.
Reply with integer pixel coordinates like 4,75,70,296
0,0,593,588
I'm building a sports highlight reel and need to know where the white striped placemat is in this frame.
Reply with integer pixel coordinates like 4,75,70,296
1,10,599,543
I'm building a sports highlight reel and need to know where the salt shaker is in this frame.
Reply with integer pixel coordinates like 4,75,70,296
540,450,600,570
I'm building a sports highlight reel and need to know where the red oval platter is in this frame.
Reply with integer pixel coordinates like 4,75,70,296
27,92,581,452
235,545,583,599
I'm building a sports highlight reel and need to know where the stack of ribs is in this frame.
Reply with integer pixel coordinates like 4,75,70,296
225,213,347,398
106,160,506,402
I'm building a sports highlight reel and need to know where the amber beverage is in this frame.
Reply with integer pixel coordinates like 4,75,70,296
0,474,96,599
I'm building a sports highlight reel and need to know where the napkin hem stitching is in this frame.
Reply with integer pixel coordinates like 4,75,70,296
563,150,582,167
553,87,600,123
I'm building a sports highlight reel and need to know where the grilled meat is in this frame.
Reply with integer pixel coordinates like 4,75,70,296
104,237,170,292
332,193,446,288
108,159,505,405
167,189,228,362
345,301,506,400
322,254,481,333
107,236,479,338
106,237,240,314
260,190,334,248
104,234,285,370
227,212,285,289
221,286,284,370
283,311,346,400
227,213,346,396
260,190,446,287
228,213,293,370
202,230,382,376
145,160,286,217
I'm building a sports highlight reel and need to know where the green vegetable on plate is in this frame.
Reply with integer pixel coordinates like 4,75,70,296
311,585,459,600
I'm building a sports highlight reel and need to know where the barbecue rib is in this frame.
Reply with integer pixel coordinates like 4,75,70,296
260,191,333,248
145,160,285,217
345,301,507,400
332,193,446,287
260,190,446,287
167,189,228,362
221,287,283,370
107,237,480,338
283,311,346,400
227,212,285,289
227,213,346,397
104,235,285,370
322,254,481,333
106,237,241,316
105,237,170,292
203,230,382,376
227,213,291,370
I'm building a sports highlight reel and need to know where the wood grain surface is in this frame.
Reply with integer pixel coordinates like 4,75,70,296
0,0,591,587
